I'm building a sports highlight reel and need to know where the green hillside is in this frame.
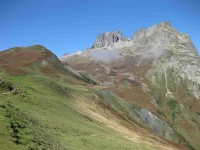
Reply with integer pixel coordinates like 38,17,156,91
0,73,157,150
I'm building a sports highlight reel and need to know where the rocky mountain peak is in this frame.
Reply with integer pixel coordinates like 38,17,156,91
92,30,129,48
132,21,198,56
155,21,172,29
133,21,173,38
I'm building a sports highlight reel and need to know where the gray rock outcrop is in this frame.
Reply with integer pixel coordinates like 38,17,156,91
131,21,198,56
92,30,129,48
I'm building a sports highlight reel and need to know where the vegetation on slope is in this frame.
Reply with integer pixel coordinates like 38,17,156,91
0,73,158,150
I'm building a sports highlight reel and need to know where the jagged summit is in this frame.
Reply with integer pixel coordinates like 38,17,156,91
132,21,198,56
62,21,199,65
92,30,129,48
88,21,198,56
133,21,174,39
152,21,173,30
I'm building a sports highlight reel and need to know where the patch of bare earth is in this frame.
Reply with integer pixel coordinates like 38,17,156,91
73,95,187,150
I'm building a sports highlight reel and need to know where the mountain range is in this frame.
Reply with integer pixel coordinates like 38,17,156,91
0,21,200,150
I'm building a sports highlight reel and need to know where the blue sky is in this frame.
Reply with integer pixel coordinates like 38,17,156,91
0,0,200,57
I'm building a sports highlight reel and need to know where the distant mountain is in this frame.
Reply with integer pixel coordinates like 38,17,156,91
61,21,200,150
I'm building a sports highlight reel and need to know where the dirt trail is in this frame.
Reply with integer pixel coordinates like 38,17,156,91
74,96,184,150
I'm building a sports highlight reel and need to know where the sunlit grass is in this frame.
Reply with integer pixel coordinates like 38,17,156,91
0,73,156,150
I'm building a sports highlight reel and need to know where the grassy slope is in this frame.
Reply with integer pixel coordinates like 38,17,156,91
0,73,156,150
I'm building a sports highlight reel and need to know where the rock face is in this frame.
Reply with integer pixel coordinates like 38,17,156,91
61,21,200,150
130,21,198,56
92,30,129,48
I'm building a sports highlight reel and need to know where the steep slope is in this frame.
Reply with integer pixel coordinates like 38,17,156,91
61,21,200,150
0,45,96,84
0,46,185,149
0,45,62,74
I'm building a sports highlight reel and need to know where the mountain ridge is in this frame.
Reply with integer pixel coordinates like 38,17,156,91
61,21,198,59
61,21,200,150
